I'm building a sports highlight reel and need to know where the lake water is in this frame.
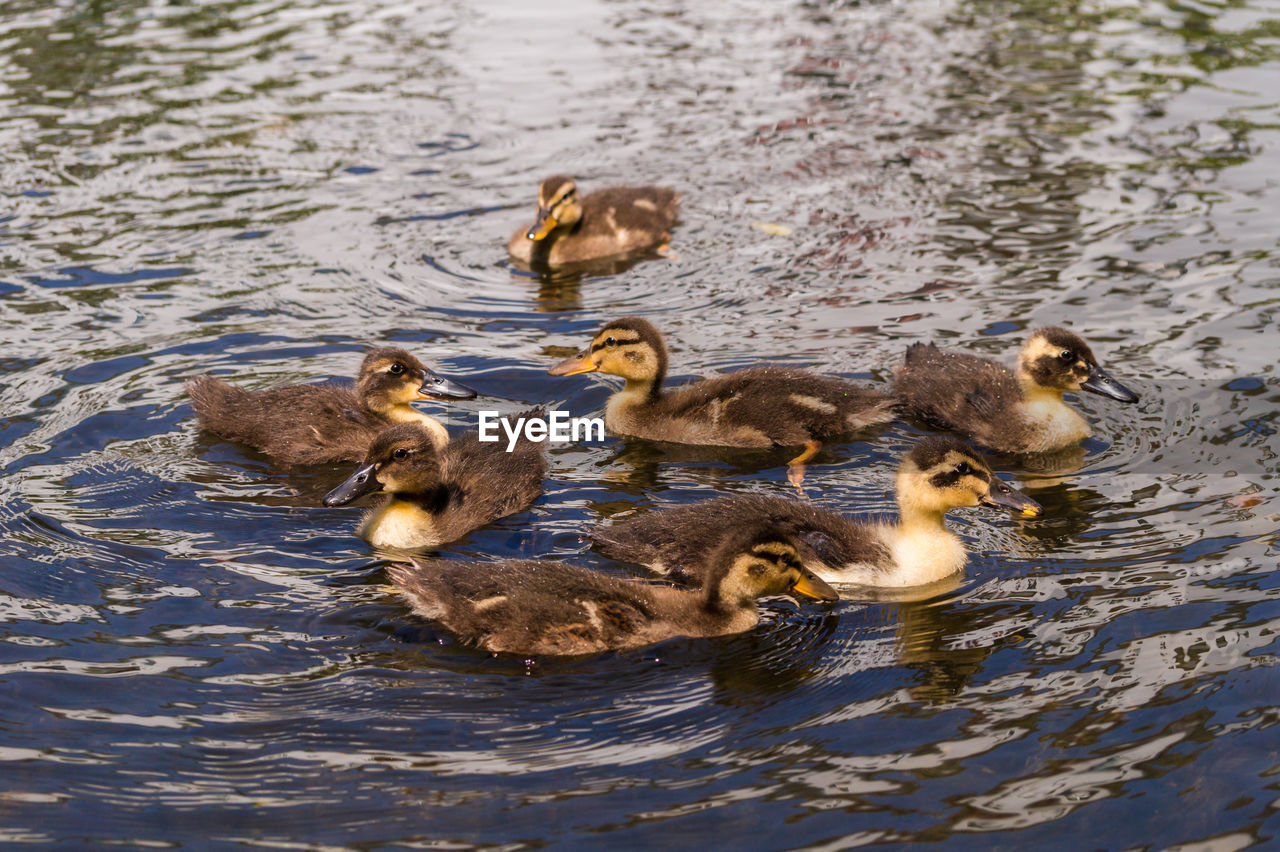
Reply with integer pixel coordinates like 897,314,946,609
2,0,1278,847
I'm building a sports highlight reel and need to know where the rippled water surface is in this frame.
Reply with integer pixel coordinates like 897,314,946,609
2,0,1279,847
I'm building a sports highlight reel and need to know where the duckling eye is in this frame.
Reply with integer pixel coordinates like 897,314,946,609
604,337,617,348
955,461,972,475
389,363,406,375
1059,350,1074,362
392,448,409,460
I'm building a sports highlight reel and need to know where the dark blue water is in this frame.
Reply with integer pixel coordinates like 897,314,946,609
2,0,1278,847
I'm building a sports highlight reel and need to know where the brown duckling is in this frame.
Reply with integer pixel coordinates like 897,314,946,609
590,437,1041,590
508,175,680,267
893,327,1139,453
549,317,895,483
386,524,837,656
188,348,476,465
323,420,546,551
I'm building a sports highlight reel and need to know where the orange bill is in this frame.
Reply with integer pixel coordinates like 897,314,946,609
548,352,598,376
791,570,839,602
526,209,558,241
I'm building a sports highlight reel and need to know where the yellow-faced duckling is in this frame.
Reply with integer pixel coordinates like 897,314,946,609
323,420,546,551
549,317,895,483
508,175,680,267
188,348,476,465
590,437,1041,590
893,327,1139,454
386,525,837,656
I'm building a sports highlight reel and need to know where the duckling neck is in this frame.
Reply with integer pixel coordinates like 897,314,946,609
1016,374,1063,404
1016,376,1090,449
882,502,967,587
604,376,664,434
624,376,662,401
699,585,759,634
385,405,449,449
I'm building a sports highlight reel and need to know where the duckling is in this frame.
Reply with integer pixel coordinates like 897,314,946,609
188,348,476,465
386,524,838,656
590,437,1041,590
323,419,546,551
549,317,895,483
508,175,680,267
893,327,1139,453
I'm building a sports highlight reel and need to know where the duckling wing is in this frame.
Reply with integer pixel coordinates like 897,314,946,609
893,344,1021,445
797,529,855,569
581,186,681,237
187,377,382,465
655,367,894,447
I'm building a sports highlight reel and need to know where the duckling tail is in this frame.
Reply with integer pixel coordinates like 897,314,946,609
186,375,255,432
902,341,940,366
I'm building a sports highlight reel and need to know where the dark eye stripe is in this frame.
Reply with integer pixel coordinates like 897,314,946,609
590,336,639,353
929,470,961,488
929,466,986,488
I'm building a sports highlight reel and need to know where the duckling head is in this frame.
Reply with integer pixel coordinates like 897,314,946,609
526,175,583,241
703,525,838,611
1016,327,1139,403
323,423,443,506
547,317,668,389
357,348,476,413
896,437,1042,519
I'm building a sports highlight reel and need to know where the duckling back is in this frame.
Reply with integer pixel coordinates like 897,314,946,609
590,493,890,586
648,366,897,447
893,343,1025,450
577,185,680,240
431,424,548,543
187,375,386,465
388,559,666,655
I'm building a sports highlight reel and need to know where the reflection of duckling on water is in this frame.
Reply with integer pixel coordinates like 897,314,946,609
386,525,837,656
187,348,476,465
508,176,680,267
893,327,1139,453
549,317,895,484
323,420,546,551
590,437,1041,591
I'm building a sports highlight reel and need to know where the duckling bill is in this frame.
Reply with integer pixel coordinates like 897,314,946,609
590,437,1041,590
187,348,476,466
324,418,546,551
893,327,1139,454
549,317,895,484
387,525,837,656
509,175,680,267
